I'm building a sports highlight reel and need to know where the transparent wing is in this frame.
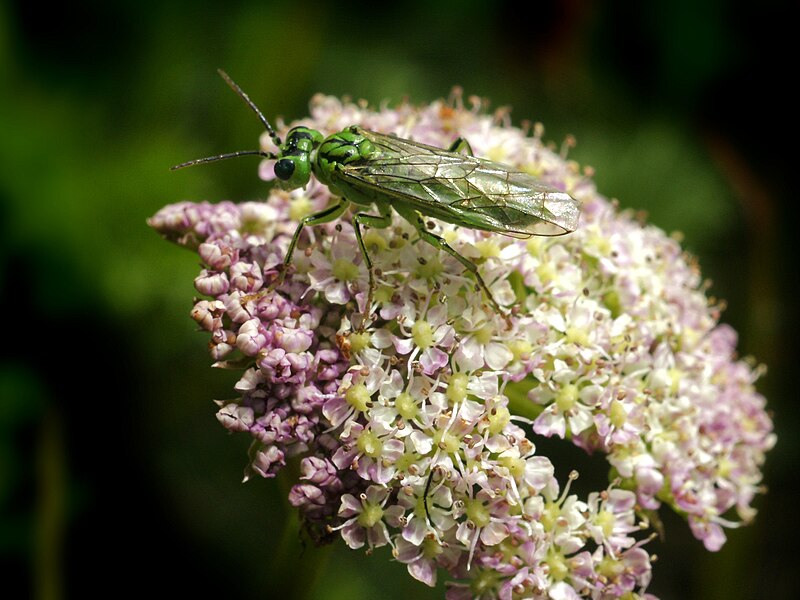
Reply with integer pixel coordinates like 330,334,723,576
338,129,580,236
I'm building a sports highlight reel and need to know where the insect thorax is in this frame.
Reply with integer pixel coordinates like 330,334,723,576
314,126,377,189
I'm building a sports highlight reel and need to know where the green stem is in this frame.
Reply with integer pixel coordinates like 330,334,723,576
505,378,544,421
270,462,333,599
35,409,65,600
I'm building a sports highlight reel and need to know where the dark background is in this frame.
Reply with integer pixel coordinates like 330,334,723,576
1,1,795,598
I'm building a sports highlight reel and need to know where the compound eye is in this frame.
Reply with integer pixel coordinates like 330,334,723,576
274,158,295,181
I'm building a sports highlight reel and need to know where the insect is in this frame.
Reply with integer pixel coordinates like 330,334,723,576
173,70,581,318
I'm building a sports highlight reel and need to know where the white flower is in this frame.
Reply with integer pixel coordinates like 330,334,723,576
150,88,774,600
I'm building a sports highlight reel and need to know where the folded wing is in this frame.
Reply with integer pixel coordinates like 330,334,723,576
339,129,580,237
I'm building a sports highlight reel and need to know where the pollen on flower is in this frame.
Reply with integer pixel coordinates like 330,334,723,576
357,502,384,528
556,383,579,412
411,320,434,349
345,383,371,412
394,392,418,420
356,429,383,458
526,236,544,256
446,372,469,404
609,399,627,428
433,428,461,455
536,261,556,284
498,454,525,479
149,88,774,600
361,230,389,252
332,258,360,282
488,405,511,435
347,331,371,354
473,239,501,259
464,497,491,528
546,550,570,581
289,195,314,222
442,230,459,245
414,255,444,280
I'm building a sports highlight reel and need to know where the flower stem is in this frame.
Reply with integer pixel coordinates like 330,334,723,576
505,379,544,421
272,463,332,599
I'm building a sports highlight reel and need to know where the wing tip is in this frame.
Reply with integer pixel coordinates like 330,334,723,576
537,190,580,235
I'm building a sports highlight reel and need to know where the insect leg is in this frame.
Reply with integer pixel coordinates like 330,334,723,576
238,199,351,307
447,137,474,156
394,204,505,315
423,464,451,530
281,198,351,278
423,466,436,527
352,200,393,321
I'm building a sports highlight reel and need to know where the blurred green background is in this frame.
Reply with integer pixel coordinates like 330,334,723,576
1,0,795,598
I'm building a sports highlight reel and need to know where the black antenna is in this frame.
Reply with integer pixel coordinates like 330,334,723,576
170,150,275,171
170,70,282,171
217,69,282,148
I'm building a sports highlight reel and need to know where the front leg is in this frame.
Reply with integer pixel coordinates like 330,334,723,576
280,198,351,281
240,198,352,307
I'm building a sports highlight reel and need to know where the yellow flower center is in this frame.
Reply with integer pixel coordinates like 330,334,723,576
357,503,384,528
474,239,501,259
345,383,370,412
556,383,579,412
464,497,491,528
610,399,627,428
395,391,418,420
508,339,533,361
361,230,388,252
526,237,543,256
356,429,383,458
536,262,556,283
433,429,461,455
415,256,444,280
546,550,569,581
447,373,469,404
488,406,511,436
565,325,589,346
595,509,616,538
348,331,371,354
474,324,494,345
412,320,434,349
499,455,526,480
332,258,359,282
288,196,313,222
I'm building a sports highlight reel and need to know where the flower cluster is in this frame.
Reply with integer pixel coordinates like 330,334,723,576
149,91,774,598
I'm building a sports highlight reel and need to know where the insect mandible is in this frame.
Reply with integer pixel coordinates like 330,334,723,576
173,70,581,319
